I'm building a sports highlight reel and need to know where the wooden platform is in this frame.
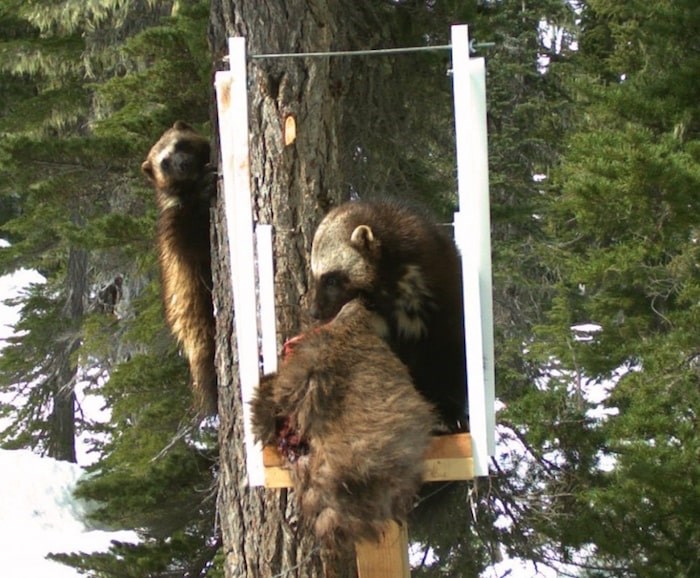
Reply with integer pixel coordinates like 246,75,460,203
262,433,473,578
262,432,473,488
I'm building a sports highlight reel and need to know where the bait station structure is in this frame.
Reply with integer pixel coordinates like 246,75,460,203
215,25,495,578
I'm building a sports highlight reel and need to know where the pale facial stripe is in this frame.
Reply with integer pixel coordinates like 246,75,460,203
311,217,372,283
394,265,432,339
154,140,176,168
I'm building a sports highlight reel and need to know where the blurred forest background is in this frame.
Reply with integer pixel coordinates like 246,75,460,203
0,0,697,576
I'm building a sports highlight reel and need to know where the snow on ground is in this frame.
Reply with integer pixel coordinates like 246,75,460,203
0,450,564,578
0,449,137,578
0,266,45,346
1,260,136,577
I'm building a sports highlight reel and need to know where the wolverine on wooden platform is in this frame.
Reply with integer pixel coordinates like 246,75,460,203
310,198,467,432
251,299,437,547
142,121,218,414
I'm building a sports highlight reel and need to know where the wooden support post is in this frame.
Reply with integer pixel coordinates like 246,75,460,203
215,37,266,486
263,434,472,576
356,521,410,578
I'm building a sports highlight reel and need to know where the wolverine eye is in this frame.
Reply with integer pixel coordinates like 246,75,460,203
321,272,345,289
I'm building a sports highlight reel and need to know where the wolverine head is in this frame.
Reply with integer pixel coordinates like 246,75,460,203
141,121,210,198
309,205,381,321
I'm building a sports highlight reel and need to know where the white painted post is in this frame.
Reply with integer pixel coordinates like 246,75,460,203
451,24,496,476
214,37,265,486
256,225,278,376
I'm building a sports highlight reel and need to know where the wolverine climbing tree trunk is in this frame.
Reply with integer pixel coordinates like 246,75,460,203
208,1,415,576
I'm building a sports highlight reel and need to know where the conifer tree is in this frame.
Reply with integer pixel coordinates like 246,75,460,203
0,0,100,461
531,1,700,575
1,0,222,575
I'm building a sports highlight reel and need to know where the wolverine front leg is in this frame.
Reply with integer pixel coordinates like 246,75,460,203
250,374,280,445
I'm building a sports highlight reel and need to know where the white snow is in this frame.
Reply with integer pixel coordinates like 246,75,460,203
0,266,45,346
571,322,603,342
0,449,137,578
570,323,602,334
1,256,136,577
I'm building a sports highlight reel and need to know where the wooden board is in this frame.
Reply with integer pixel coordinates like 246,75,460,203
261,433,472,577
422,433,473,482
356,521,409,578
262,433,473,488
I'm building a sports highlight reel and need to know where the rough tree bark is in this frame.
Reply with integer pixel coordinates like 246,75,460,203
48,245,87,463
208,2,400,577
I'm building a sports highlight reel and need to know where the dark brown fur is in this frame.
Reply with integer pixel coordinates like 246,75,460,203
310,198,467,431
251,299,436,547
142,121,217,414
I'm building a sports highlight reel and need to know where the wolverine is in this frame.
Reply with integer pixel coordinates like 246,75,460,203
251,299,437,547
309,198,467,431
142,121,217,414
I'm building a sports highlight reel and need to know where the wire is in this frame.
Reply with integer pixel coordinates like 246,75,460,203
248,41,494,60
250,44,452,59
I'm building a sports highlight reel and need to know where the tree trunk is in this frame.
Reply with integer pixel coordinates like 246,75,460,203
208,2,400,576
48,369,77,463
48,245,87,463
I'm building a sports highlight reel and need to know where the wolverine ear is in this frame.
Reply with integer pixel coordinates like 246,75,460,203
141,160,154,180
173,120,193,131
350,225,375,251
141,161,153,180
